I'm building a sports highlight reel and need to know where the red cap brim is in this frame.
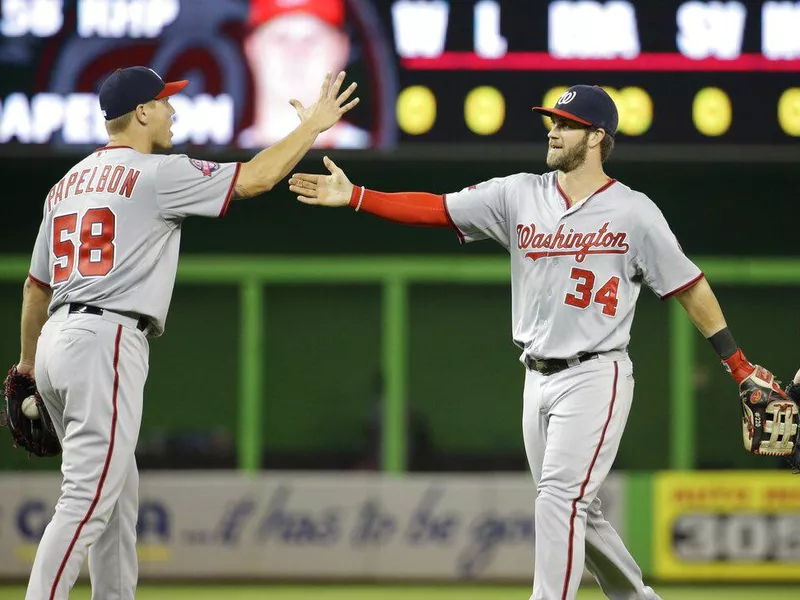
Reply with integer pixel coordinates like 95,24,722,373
531,106,592,127
155,80,189,99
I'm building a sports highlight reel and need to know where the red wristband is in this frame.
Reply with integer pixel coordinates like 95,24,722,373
349,185,365,210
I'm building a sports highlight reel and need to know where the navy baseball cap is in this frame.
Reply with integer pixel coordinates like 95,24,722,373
99,67,188,121
533,85,619,138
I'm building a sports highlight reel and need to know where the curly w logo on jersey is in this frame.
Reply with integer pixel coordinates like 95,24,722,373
517,221,630,263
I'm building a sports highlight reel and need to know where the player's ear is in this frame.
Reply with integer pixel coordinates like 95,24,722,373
134,103,148,125
588,128,606,149
135,100,157,125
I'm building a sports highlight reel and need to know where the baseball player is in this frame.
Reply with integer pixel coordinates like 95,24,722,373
16,66,358,599
240,0,370,149
289,85,784,599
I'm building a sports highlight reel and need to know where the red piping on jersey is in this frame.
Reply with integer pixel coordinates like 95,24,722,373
556,178,617,210
219,162,242,218
661,272,705,300
593,178,617,196
556,181,570,210
50,325,122,600
94,145,135,153
27,273,50,289
442,195,466,245
562,361,618,600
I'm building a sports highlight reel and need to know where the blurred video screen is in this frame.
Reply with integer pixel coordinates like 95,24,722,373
1,0,799,154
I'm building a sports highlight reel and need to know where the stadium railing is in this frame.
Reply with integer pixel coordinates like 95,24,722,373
2,255,796,473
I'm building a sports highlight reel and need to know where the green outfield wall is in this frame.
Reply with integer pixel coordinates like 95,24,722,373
1,256,798,474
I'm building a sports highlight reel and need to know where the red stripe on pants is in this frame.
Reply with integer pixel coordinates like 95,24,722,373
561,361,619,600
50,325,123,599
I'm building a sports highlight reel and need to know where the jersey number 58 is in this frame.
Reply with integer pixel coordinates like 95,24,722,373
564,267,620,317
53,208,116,283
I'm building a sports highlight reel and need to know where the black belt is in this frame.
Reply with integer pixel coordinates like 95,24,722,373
68,303,149,332
524,353,599,376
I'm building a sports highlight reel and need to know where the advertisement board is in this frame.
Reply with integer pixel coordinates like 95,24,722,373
653,471,800,581
0,472,624,581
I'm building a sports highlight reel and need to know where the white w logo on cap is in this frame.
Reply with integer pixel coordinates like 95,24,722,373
558,91,577,105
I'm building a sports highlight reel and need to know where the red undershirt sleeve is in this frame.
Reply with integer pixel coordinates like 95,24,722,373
349,186,451,228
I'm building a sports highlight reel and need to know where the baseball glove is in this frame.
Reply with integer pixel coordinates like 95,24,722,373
1,365,60,457
739,366,800,471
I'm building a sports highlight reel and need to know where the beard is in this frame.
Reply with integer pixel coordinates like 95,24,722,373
546,132,589,172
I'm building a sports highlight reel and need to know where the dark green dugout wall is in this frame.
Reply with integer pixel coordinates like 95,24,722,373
0,154,797,472
1,153,797,257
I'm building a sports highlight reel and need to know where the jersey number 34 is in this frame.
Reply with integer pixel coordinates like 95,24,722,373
564,267,619,316
52,208,116,283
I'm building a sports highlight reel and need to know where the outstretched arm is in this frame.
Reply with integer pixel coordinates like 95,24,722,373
675,277,779,388
679,275,799,462
233,72,360,199
289,157,451,227
674,276,727,338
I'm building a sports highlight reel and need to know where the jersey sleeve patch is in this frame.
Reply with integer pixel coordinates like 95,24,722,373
189,159,220,177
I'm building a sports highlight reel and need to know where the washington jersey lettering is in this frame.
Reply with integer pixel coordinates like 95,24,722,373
444,171,702,359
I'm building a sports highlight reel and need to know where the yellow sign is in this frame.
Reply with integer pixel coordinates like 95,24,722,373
692,87,732,137
464,86,505,136
778,88,800,137
617,87,652,136
396,86,437,135
654,472,800,580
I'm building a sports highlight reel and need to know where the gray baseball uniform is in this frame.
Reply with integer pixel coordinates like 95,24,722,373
445,171,701,600
26,146,240,600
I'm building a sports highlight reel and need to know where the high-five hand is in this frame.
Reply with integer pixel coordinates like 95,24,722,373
289,71,359,134
289,157,354,207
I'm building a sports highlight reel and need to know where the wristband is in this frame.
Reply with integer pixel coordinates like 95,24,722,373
355,186,365,212
708,327,738,360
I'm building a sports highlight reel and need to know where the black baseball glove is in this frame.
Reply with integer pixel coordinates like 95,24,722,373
1,365,61,457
